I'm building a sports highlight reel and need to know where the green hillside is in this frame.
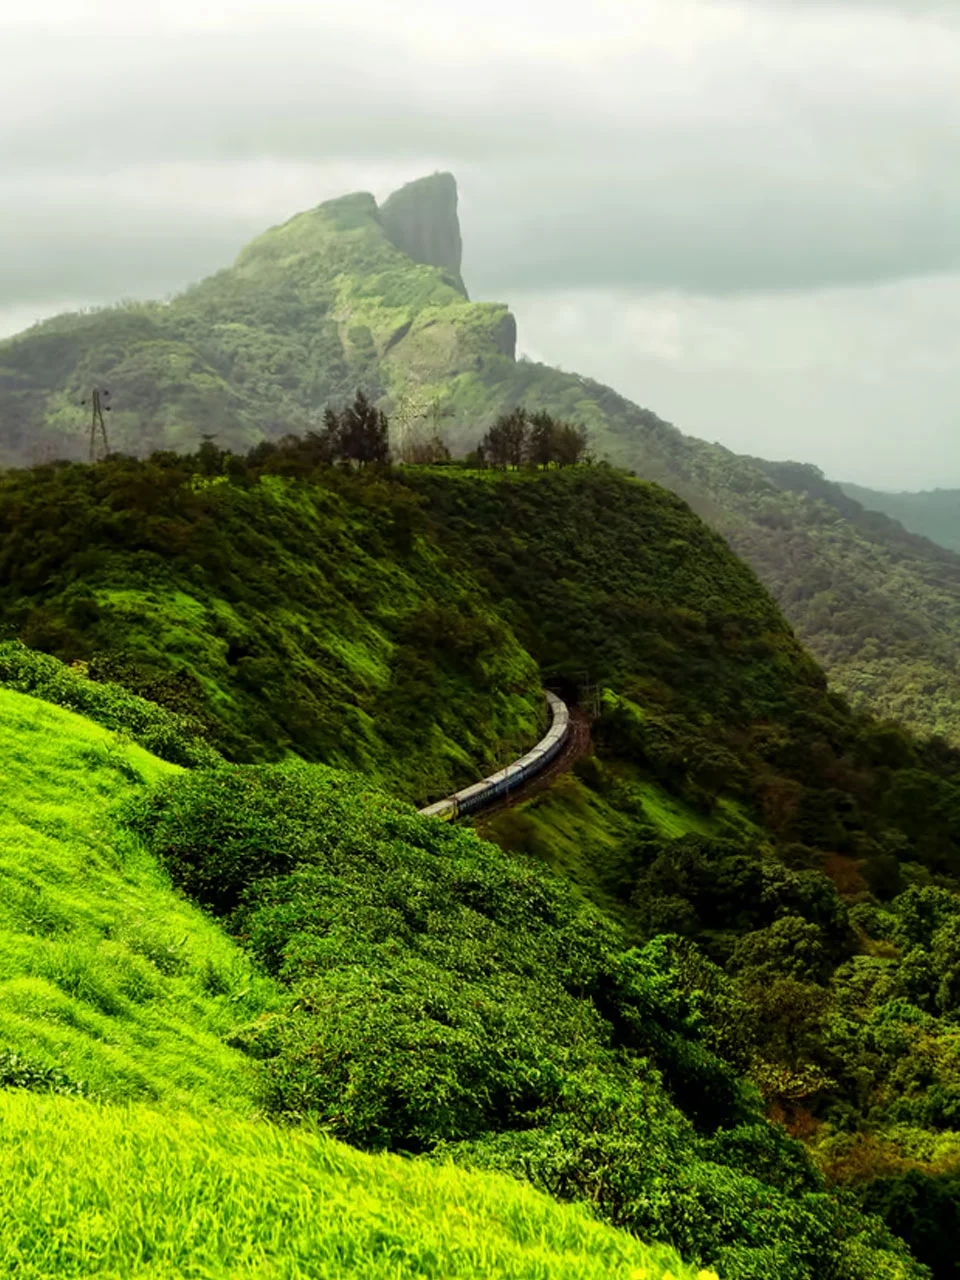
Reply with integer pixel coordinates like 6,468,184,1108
0,456,541,803
7,455,960,1272
0,1091,711,1280
0,688,719,1280
2,649,918,1280
3,173,960,749
0,685,274,1107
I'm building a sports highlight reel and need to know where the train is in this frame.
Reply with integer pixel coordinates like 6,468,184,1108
418,689,570,821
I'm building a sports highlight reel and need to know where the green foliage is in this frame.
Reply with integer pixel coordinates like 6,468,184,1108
0,684,719,1280
0,1050,86,1098
322,389,392,466
404,467,806,710
405,469,960,888
721,460,960,749
0,640,219,767
130,761,926,1280
6,445,960,1272
0,456,542,801
476,407,589,470
859,1170,960,1280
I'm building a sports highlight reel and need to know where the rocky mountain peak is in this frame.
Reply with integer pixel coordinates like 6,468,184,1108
379,173,466,296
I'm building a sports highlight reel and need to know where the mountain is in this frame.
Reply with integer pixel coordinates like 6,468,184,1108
0,173,516,464
842,482,960,555
5,173,960,750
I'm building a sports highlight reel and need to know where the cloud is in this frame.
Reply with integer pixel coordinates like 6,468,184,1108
1,1,959,306
511,273,960,489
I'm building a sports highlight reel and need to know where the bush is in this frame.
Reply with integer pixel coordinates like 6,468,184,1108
129,762,927,1280
0,1051,86,1099
0,641,219,768
860,1170,960,1280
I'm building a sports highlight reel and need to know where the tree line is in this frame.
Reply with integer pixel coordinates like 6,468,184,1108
246,393,590,472
475,408,589,470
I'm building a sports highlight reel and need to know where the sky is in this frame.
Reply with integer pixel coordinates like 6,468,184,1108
3,0,960,489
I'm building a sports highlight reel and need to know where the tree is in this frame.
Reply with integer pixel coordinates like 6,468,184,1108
554,421,589,467
324,391,391,467
477,409,587,470
400,431,452,465
527,411,556,470
478,408,527,469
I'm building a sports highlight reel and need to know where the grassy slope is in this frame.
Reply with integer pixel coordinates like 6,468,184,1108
0,1091,703,1280
477,769,750,937
0,686,707,1280
0,686,274,1107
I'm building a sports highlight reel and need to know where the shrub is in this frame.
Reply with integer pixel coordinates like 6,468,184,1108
0,641,219,768
129,762,927,1280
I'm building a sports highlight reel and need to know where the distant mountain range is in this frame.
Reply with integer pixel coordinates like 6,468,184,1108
842,482,960,555
5,171,960,745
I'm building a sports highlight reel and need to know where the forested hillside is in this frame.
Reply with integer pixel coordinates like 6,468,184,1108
3,173,960,749
0,454,542,803
5,451,960,1273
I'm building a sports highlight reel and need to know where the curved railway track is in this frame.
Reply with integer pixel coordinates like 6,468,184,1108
418,690,587,822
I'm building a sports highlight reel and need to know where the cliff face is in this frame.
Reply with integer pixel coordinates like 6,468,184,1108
379,173,467,296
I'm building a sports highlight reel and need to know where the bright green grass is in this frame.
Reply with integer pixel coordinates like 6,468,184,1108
631,781,714,839
0,687,277,1109
478,773,631,914
0,1090,708,1280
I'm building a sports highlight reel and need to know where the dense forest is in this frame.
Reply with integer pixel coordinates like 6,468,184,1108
4,442,960,1276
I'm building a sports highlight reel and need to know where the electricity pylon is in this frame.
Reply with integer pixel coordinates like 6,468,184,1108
81,388,111,462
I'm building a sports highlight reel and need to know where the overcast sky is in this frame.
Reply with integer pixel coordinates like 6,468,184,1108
3,0,960,489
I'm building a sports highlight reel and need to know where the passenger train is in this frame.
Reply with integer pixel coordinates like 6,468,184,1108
418,690,570,821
